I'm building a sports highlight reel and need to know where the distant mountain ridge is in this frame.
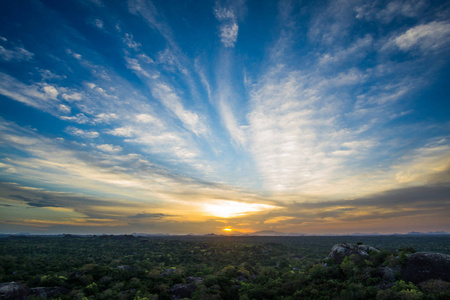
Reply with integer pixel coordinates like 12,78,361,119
1,231,449,237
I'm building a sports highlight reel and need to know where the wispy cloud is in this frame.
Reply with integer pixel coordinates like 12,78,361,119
96,144,122,153
0,119,278,233
244,0,450,199
393,21,450,52
151,83,208,137
214,6,239,47
356,0,428,23
0,38,34,62
128,0,174,44
0,73,61,113
65,126,99,139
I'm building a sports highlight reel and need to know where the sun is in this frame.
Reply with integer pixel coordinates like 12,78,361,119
223,228,232,232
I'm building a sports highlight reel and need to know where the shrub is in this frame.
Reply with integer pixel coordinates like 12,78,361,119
398,289,423,300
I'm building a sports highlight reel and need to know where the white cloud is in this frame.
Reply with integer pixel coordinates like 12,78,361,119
392,140,450,185
94,19,104,29
319,35,373,66
219,99,246,148
137,53,153,63
394,21,450,52
62,92,82,101
125,57,152,78
219,23,239,47
356,0,427,23
60,113,89,124
214,7,235,21
195,60,213,104
42,85,59,99
214,5,239,48
66,49,82,60
308,0,356,45
123,33,141,50
108,126,134,138
0,45,34,62
128,131,198,159
245,63,393,195
85,82,116,98
152,83,208,136
123,51,206,139
135,113,161,125
96,144,122,152
378,0,427,22
94,113,118,123
58,104,71,114
0,73,61,113
65,126,99,138
38,69,65,80
157,48,176,66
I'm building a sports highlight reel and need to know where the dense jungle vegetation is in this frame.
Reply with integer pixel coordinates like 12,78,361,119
1,235,450,299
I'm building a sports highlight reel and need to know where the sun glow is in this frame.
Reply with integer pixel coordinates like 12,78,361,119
203,200,277,218
223,228,232,232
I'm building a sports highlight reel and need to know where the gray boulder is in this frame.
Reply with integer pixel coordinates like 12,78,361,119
402,252,450,284
170,277,202,299
170,283,197,299
186,276,202,285
326,243,380,264
0,282,31,300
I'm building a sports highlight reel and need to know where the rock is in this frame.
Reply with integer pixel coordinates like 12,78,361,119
117,265,136,272
186,276,202,285
169,277,202,299
0,282,32,300
170,283,197,299
31,286,70,298
326,243,380,264
380,266,398,282
402,252,450,284
376,266,401,290
160,268,177,277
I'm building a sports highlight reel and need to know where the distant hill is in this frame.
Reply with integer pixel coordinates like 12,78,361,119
250,230,288,236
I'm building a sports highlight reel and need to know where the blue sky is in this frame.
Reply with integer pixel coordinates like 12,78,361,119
0,0,449,235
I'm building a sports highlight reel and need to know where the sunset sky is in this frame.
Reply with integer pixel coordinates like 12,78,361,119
0,0,449,235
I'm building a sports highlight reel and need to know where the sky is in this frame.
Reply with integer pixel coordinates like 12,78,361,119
0,0,449,235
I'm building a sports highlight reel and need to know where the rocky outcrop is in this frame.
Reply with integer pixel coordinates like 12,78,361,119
31,286,70,298
0,283,71,300
326,243,380,264
0,282,31,300
402,252,450,284
170,283,197,299
170,277,202,299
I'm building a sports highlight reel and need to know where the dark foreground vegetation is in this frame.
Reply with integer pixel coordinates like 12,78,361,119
1,235,450,299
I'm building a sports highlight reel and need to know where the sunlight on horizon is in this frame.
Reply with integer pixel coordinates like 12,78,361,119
203,201,277,218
